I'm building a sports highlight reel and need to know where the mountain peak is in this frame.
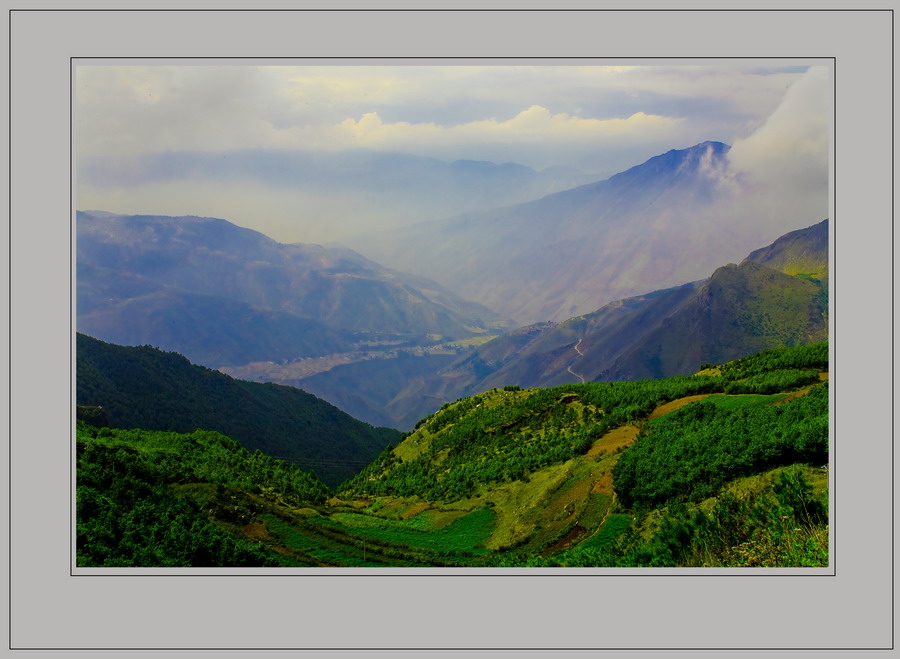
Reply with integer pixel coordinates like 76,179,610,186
612,141,730,182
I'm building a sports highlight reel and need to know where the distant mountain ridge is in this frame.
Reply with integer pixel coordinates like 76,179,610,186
77,211,511,368
345,141,810,324
81,149,594,239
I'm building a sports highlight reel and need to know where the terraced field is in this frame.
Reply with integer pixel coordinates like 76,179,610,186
230,385,825,567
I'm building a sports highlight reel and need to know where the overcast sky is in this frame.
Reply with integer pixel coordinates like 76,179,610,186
75,63,830,243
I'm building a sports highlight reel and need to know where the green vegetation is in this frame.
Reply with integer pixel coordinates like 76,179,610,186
76,424,329,566
722,369,820,395
341,342,827,502
76,341,829,568
613,383,828,507
77,332,402,486
539,468,828,567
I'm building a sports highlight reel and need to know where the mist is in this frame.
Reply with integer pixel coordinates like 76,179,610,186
725,66,831,245
75,64,829,246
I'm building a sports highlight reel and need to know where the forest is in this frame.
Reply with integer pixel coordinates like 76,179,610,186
76,332,402,486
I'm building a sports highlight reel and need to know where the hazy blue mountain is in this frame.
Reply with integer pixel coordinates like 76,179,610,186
77,211,512,367
80,149,593,236
78,262,354,368
285,352,461,431
345,142,806,324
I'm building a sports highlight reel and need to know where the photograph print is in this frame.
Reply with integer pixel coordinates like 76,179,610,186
74,62,831,569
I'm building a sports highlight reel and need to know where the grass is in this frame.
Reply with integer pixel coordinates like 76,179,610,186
573,514,631,552
262,514,446,567
672,392,788,414
251,498,505,567
716,526,829,567
302,507,496,558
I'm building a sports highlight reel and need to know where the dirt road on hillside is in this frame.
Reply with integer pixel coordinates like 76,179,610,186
567,339,586,383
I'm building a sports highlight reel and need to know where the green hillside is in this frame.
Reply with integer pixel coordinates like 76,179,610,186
76,342,829,568
744,218,828,281
76,424,329,567
76,332,403,487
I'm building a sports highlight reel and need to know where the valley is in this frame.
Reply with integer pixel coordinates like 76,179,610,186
75,147,828,432
219,334,493,382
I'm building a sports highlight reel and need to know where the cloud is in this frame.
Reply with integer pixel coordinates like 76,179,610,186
725,66,831,235
728,66,830,193
76,64,810,167
318,105,683,165
75,63,827,243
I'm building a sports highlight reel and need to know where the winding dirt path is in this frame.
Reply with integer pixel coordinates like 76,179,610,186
567,365,585,383
567,339,586,383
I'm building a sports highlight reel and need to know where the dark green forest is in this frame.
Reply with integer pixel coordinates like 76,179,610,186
77,424,329,566
76,332,402,486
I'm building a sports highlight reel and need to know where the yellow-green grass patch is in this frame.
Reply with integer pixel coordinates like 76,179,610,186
648,395,713,419
480,460,576,550
586,424,640,457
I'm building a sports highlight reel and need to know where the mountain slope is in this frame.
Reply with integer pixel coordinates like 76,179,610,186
78,262,355,368
77,211,511,366
333,342,828,566
76,333,403,487
398,219,828,409
744,216,829,279
603,259,827,381
347,142,803,323
76,423,330,567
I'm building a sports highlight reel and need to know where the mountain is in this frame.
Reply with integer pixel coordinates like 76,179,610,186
278,351,461,431
76,332,403,487
744,217,829,279
345,142,811,324
77,262,356,368
77,211,512,368
395,219,828,411
77,342,829,567
221,218,829,431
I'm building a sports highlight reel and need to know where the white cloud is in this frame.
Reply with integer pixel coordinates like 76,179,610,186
726,66,831,235
728,66,830,192
76,64,810,167
317,105,683,161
